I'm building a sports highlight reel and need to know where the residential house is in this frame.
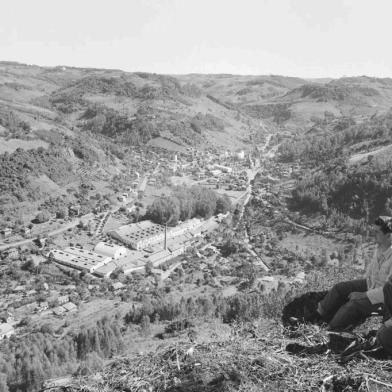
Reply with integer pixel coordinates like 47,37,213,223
21,227,31,237
38,302,49,311
57,295,69,305
6,248,19,260
0,323,15,339
111,282,125,291
53,306,66,316
69,205,81,216
63,302,77,312
1,228,12,239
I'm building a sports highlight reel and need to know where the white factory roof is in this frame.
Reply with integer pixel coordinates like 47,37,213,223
110,221,165,242
94,242,128,259
50,247,111,272
110,219,201,244
94,251,145,277
67,247,110,262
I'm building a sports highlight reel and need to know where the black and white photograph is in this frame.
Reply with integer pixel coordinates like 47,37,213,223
1,1,392,390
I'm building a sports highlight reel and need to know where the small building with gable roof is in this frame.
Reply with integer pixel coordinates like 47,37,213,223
0,323,14,339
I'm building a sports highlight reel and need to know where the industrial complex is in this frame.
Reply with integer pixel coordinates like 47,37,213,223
49,218,206,278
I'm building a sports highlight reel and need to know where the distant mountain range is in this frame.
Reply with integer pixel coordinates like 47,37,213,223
2,62,392,152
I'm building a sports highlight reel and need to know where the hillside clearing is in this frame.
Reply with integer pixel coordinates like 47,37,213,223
0,137,48,153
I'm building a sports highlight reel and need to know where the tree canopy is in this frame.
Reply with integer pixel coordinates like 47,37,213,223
146,186,232,225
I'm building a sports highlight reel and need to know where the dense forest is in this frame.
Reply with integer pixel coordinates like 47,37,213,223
275,110,392,225
291,157,392,225
0,134,106,205
145,185,232,225
0,317,123,392
278,110,392,163
81,106,159,145
0,147,74,204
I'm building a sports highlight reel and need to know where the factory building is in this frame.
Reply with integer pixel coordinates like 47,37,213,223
109,219,202,250
93,250,146,278
94,242,128,259
49,247,112,273
109,221,165,250
168,218,202,237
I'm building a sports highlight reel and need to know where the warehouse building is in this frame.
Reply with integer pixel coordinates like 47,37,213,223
109,219,202,250
94,242,127,259
109,221,165,250
49,247,112,273
93,250,146,278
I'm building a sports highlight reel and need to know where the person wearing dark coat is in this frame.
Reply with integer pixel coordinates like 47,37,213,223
316,216,392,330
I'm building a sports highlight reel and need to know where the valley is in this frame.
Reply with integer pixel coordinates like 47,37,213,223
1,62,392,391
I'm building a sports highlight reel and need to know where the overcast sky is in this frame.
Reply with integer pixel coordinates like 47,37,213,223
1,0,392,78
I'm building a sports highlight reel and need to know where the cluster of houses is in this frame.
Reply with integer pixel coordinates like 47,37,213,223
51,295,78,316
0,290,81,340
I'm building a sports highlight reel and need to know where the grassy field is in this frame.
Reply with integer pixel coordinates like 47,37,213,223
349,143,392,165
0,137,48,153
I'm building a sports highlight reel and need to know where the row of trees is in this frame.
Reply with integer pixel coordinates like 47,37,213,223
125,291,278,327
145,186,232,225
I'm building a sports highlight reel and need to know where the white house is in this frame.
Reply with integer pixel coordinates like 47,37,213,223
0,323,15,339
57,295,69,305
236,150,245,160
111,282,125,291
63,302,78,312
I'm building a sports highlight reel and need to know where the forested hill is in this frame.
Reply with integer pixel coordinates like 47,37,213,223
0,61,270,154
2,62,392,153
278,109,392,228
2,62,392,226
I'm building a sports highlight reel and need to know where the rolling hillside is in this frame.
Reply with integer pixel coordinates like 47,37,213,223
0,62,269,225
244,76,392,132
0,62,265,154
2,62,392,225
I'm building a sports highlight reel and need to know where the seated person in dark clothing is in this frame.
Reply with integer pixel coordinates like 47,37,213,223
316,216,392,331
375,280,392,354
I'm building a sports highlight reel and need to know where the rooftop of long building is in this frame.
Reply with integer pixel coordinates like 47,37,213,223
111,221,165,242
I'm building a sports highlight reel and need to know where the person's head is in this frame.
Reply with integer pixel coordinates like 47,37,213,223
374,216,392,246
